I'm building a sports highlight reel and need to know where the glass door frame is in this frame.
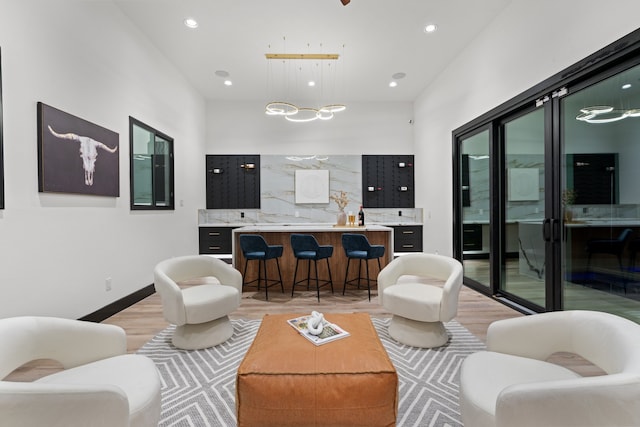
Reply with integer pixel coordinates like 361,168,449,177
453,124,497,293
497,105,551,312
557,58,640,313
548,90,563,311
453,27,640,314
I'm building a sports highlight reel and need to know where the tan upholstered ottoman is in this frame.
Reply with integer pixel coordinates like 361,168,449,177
236,313,398,427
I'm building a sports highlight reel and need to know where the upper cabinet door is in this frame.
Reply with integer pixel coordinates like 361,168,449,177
206,155,260,209
362,155,415,208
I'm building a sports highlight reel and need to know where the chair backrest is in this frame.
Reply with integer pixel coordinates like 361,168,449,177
291,234,319,254
153,255,242,325
341,233,370,253
377,253,463,321
0,317,146,427
472,310,640,427
239,234,268,254
488,310,640,376
0,316,126,379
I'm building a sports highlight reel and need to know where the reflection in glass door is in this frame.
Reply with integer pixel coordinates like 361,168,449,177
461,130,491,289
561,64,640,322
455,31,640,322
502,108,546,308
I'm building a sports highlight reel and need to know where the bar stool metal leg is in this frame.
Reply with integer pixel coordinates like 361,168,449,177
326,258,334,293
291,258,301,296
342,258,352,295
262,259,269,300
314,260,321,302
290,234,333,301
275,258,284,293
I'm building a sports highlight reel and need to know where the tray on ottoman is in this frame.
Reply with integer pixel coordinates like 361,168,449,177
236,312,398,427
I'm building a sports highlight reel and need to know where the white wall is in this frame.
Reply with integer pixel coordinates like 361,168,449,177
0,1,206,319
414,0,640,255
206,100,414,154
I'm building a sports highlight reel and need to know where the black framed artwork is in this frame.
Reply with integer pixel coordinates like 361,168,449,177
37,102,119,197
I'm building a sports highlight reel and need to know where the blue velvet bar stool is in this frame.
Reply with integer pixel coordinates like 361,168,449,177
585,228,632,272
239,234,284,300
290,234,334,302
341,233,385,301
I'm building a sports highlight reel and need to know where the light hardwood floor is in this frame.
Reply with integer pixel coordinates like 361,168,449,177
101,284,522,353
9,283,603,381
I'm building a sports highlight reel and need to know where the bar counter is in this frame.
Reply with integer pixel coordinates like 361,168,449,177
232,224,394,294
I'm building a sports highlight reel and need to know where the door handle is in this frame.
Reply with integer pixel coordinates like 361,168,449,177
551,218,561,243
542,218,551,242
542,218,561,242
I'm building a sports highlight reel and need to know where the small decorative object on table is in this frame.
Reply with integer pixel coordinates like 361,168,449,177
306,311,325,335
330,191,349,226
287,311,350,345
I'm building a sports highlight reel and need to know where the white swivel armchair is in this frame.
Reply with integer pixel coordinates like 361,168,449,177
378,253,464,348
459,310,640,427
154,255,242,350
0,316,161,427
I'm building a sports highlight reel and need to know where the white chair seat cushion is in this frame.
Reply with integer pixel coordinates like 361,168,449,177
36,354,161,427
460,350,581,425
182,284,239,324
383,283,442,322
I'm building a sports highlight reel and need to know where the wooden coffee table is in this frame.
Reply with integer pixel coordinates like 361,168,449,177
236,313,398,427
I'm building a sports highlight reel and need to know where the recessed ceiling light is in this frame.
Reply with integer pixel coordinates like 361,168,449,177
622,83,632,89
184,18,198,29
389,81,398,88
224,80,233,86
308,81,316,87
215,70,230,78
424,23,437,33
392,72,406,80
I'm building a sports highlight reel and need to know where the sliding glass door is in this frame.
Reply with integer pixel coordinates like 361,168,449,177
560,63,640,322
454,29,640,322
460,129,491,290
501,108,546,309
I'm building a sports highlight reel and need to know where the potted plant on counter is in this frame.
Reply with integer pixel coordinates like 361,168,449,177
330,191,349,226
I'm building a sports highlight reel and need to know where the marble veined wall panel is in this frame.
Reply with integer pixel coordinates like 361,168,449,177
262,155,360,223
464,154,545,222
199,154,422,225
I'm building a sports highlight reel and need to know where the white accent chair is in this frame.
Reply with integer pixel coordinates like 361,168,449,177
154,255,242,350
0,316,161,427
459,310,640,427
378,253,464,348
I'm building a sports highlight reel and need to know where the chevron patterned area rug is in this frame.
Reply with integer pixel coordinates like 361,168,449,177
137,317,485,427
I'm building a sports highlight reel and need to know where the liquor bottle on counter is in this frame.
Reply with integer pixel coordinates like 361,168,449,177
358,205,365,226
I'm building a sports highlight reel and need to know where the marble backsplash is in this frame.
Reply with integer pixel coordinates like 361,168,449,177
462,153,640,222
198,154,422,225
565,204,640,220
464,204,640,223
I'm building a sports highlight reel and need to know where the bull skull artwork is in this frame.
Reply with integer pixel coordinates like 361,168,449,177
48,125,118,186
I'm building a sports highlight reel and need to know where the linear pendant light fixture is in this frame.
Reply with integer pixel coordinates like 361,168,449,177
265,52,346,122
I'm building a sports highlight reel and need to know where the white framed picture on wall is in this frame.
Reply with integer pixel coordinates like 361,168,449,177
295,169,329,204
508,168,539,201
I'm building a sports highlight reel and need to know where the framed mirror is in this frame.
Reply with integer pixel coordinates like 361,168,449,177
129,117,174,210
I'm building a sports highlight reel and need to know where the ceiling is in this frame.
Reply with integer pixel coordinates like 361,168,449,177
113,0,512,104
